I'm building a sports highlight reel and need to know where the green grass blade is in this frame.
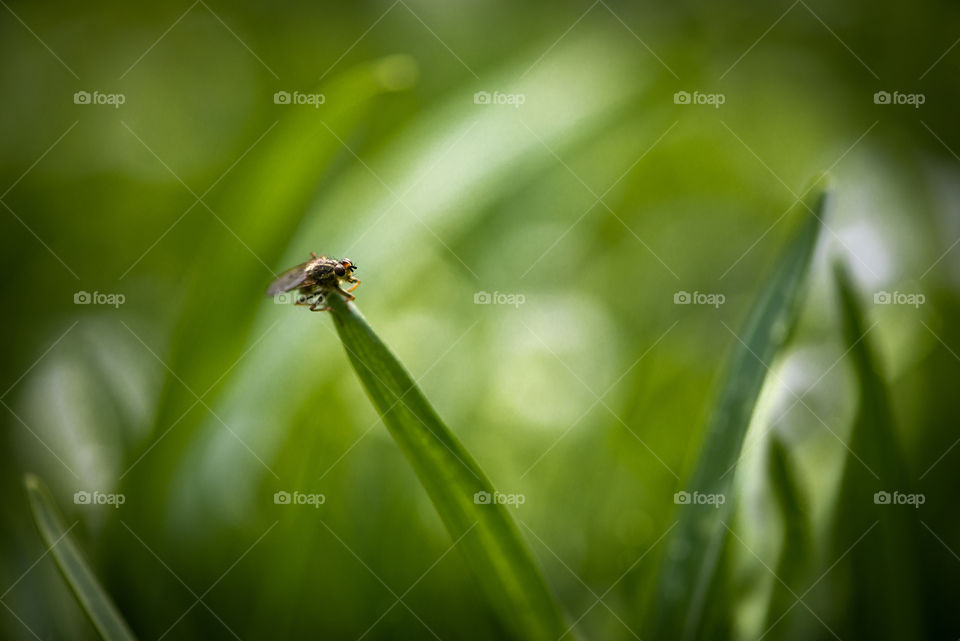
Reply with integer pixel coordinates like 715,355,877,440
648,186,826,641
763,436,812,639
23,474,138,641
829,262,922,639
324,294,570,641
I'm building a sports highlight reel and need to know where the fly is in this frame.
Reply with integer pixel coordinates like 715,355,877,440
266,253,360,311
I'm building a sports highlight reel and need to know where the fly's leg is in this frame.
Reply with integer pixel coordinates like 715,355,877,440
345,278,361,293
336,285,355,301
302,293,331,312
295,290,328,310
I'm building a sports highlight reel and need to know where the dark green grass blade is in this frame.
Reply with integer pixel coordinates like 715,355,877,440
325,294,570,641
648,187,826,641
829,262,922,639
763,436,812,640
24,474,138,641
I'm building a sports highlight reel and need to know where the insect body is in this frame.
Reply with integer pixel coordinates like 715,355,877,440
267,253,360,311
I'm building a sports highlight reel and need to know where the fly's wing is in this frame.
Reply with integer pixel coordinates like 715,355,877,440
266,261,311,296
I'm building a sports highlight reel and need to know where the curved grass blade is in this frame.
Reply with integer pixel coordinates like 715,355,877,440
829,262,922,639
325,294,571,641
648,185,827,641
23,474,138,641
763,436,812,640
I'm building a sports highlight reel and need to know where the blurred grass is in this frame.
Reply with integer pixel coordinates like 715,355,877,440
24,475,137,641
828,262,923,640
762,436,811,641
161,31,655,533
648,187,824,640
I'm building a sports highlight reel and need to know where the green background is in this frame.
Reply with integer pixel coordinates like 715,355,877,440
1,1,958,639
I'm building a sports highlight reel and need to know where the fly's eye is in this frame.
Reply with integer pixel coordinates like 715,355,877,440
334,264,346,277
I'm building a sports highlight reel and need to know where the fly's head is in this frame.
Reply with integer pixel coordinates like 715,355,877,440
333,258,357,282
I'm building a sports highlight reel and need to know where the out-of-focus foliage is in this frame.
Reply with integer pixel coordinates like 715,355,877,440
1,0,959,639
24,475,137,641
649,191,823,640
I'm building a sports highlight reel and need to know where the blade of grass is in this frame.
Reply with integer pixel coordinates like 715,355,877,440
23,474,138,641
829,261,922,639
324,293,571,641
694,532,735,641
763,436,812,640
648,185,827,641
